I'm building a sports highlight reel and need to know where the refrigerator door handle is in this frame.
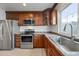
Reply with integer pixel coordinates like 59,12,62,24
2,24,3,38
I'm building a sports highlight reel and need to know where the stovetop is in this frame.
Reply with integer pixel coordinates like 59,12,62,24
21,30,35,36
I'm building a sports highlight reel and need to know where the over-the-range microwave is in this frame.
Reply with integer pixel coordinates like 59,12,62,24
23,19,35,26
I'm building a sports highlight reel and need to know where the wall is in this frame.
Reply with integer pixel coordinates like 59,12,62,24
0,8,6,20
49,4,68,33
20,26,52,32
50,25,58,32
53,3,79,38
56,3,70,35
51,4,70,35
76,4,79,38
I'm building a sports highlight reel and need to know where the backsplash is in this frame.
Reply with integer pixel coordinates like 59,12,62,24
20,26,52,32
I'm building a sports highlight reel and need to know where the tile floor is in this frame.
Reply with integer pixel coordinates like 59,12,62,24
0,48,46,56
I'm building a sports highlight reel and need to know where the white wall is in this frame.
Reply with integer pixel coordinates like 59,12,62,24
50,25,58,32
0,8,6,20
53,3,79,38
56,3,70,35
20,26,51,32
50,3,78,37
51,4,70,33
49,4,68,33
76,4,79,38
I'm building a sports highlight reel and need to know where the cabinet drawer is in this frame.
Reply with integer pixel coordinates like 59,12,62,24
16,37,21,38
16,39,20,42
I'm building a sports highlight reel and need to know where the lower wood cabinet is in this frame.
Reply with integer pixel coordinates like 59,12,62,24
15,33,63,56
44,35,64,56
15,34,21,48
33,34,44,48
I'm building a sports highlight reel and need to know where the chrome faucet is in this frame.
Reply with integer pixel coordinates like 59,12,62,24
63,23,75,40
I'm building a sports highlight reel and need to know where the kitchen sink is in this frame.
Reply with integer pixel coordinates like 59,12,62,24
74,39,79,42
57,37,79,51
48,35,79,51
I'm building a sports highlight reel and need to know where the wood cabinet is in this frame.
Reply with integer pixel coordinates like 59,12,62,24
6,11,43,26
44,36,49,55
42,8,51,25
34,13,43,26
18,13,34,25
33,34,44,48
6,12,19,20
15,34,21,48
6,3,57,26
44,35,63,56
42,8,57,25
6,10,57,26
51,10,57,25
18,12,43,26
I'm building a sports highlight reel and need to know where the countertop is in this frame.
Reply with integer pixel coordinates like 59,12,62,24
45,34,79,56
15,32,79,56
34,32,79,56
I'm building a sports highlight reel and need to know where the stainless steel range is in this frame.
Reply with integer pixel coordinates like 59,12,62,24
21,29,34,49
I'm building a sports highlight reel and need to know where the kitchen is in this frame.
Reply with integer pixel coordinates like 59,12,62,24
0,3,79,56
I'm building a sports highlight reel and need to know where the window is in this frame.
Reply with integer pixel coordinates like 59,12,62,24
60,4,78,36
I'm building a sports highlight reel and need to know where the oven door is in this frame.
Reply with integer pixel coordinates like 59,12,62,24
21,35,32,42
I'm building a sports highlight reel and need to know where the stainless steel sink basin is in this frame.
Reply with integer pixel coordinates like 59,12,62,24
48,35,79,51
58,37,79,51
74,39,79,42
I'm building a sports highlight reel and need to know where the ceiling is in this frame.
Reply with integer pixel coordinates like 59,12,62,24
0,3,54,11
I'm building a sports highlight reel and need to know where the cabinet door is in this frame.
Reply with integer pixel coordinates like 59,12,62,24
51,10,57,25
34,13,43,26
50,41,64,56
33,34,44,48
18,13,43,26
44,36,50,56
6,13,19,20
43,8,51,25
18,14,28,25
44,36,63,56
33,35,39,48
15,34,21,48
44,36,48,48
38,35,44,48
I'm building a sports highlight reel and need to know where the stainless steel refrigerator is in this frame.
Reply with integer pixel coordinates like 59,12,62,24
0,20,13,49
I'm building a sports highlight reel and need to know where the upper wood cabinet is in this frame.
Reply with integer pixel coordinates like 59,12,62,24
6,12,19,20
18,12,43,26
42,8,51,25
6,4,57,26
34,13,43,26
51,10,57,25
42,8,57,25
18,13,33,25
6,12,43,26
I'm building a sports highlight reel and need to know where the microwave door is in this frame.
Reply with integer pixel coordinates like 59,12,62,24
24,20,35,25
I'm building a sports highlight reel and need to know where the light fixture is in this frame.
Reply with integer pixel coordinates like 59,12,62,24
23,3,26,6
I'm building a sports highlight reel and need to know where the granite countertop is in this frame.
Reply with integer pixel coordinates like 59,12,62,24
15,32,79,55
45,34,79,56
34,32,79,56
